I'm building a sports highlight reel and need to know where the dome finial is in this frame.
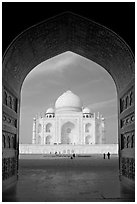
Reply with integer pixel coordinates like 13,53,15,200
66,90,72,93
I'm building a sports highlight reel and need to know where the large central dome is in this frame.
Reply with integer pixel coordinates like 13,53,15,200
55,90,83,112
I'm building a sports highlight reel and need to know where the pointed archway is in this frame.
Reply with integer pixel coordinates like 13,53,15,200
2,12,134,193
61,121,75,144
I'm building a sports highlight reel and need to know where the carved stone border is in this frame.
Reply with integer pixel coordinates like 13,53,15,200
121,130,134,150
121,112,135,129
2,111,17,128
121,157,135,180
2,131,16,149
3,87,18,112
120,86,134,113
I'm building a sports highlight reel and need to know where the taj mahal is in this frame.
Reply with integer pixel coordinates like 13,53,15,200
32,90,105,145
20,91,118,155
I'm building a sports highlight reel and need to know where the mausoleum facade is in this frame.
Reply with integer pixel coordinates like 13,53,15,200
32,90,105,146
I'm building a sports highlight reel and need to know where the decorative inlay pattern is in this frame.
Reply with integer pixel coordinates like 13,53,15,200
2,112,17,127
2,131,16,149
3,88,17,112
121,112,135,128
2,157,17,180
120,86,134,113
121,157,135,180
121,130,134,150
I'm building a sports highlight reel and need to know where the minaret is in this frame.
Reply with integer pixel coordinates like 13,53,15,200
101,116,105,144
95,113,100,144
32,117,36,144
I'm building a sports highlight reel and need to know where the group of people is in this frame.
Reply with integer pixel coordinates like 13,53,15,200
54,151,111,159
54,151,76,159
103,152,110,159
70,153,76,159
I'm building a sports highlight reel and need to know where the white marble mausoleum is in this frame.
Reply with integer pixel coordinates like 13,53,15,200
19,90,117,155
32,90,105,146
19,91,119,155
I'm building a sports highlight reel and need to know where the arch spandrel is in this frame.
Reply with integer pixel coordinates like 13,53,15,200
3,12,134,93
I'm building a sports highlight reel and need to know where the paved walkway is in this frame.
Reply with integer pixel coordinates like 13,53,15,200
3,156,135,202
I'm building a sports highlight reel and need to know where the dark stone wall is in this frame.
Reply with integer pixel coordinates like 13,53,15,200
3,13,134,93
2,2,135,55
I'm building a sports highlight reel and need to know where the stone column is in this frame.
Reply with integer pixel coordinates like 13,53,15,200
32,118,36,144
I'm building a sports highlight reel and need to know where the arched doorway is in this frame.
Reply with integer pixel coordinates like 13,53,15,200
45,135,52,144
46,123,52,133
85,135,92,144
61,122,75,144
85,123,92,133
2,12,134,193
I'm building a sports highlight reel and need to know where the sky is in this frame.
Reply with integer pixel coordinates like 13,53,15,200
20,51,118,144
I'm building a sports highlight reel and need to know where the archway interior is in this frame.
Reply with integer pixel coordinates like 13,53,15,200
61,122,75,144
20,51,118,146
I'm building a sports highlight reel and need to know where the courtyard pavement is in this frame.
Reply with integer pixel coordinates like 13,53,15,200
3,155,135,202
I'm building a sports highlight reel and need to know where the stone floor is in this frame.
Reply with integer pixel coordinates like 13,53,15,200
3,155,135,202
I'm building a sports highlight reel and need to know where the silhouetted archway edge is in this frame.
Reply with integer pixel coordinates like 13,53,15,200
2,12,134,193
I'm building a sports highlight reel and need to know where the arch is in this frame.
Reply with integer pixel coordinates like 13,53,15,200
85,135,92,144
2,12,135,192
3,13,134,94
61,121,75,144
45,135,52,144
85,123,92,132
46,123,52,132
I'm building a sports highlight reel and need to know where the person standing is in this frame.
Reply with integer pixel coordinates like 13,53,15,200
107,152,110,159
73,153,75,158
103,153,105,159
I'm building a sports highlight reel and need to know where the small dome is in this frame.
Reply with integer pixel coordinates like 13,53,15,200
83,107,91,114
55,90,82,112
46,108,54,114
